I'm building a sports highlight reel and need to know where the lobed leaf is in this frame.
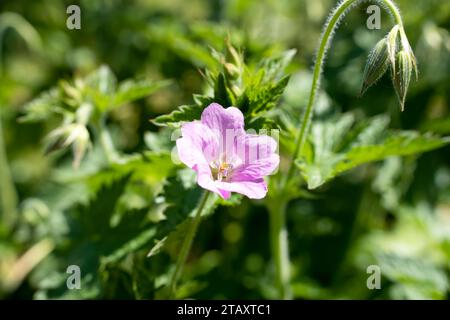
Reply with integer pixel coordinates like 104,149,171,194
296,113,450,189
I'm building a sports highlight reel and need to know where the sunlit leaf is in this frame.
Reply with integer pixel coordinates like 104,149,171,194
296,113,450,189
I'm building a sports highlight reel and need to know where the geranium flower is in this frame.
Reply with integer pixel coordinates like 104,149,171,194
176,103,279,199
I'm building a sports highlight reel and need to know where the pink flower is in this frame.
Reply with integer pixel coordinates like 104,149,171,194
176,103,279,199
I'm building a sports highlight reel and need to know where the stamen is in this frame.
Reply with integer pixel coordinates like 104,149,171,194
210,160,233,182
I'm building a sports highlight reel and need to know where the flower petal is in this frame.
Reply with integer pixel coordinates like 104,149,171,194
201,103,245,154
216,179,268,199
233,134,279,178
176,121,218,168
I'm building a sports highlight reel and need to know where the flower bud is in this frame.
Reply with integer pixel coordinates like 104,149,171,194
231,84,242,97
392,50,413,111
224,62,241,80
399,29,418,80
387,25,400,74
45,123,90,168
60,80,81,102
76,102,93,125
360,37,389,95
362,25,419,111
226,39,242,69
71,125,90,168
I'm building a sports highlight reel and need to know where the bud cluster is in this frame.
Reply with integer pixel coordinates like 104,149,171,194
44,102,92,168
210,38,245,98
361,24,418,111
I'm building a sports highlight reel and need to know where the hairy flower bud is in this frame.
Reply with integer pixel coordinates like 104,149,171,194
45,123,90,168
226,39,242,70
76,102,93,125
399,29,419,80
360,37,389,95
71,125,90,168
361,24,418,111
387,25,400,74
392,50,413,111
224,62,241,80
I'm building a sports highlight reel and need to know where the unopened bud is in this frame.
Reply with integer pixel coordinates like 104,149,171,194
45,123,90,168
72,125,90,168
360,38,389,95
226,39,242,69
399,29,418,80
224,62,241,80
392,50,413,111
387,25,400,74
76,102,93,125
231,84,242,97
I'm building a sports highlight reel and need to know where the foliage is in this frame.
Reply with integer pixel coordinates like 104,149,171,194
295,113,450,189
0,0,449,301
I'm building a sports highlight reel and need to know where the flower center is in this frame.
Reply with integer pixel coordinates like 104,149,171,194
210,160,233,182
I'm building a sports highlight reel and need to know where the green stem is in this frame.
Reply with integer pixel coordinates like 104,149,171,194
272,0,404,299
282,0,403,188
268,199,291,299
169,191,211,299
0,108,18,229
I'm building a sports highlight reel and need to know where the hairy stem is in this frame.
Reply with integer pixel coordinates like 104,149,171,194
169,191,211,299
272,0,404,299
283,0,403,188
268,199,291,299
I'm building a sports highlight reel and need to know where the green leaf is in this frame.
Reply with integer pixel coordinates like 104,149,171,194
21,66,169,125
76,174,131,237
147,23,219,70
84,68,170,112
152,104,205,127
100,218,156,265
258,49,296,82
242,75,290,116
378,253,448,299
214,73,234,107
152,49,294,128
85,65,117,96
32,174,131,299
146,171,219,259
20,88,66,122
296,113,450,189
111,79,171,111
421,116,450,135
246,116,280,131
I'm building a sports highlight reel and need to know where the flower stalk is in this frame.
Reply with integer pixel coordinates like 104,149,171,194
285,0,405,188
273,0,412,299
169,191,211,299
268,198,291,299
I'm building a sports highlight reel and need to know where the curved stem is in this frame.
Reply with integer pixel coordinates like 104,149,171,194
283,0,403,187
271,0,404,300
169,191,211,299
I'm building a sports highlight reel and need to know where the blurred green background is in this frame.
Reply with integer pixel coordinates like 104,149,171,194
0,0,449,299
